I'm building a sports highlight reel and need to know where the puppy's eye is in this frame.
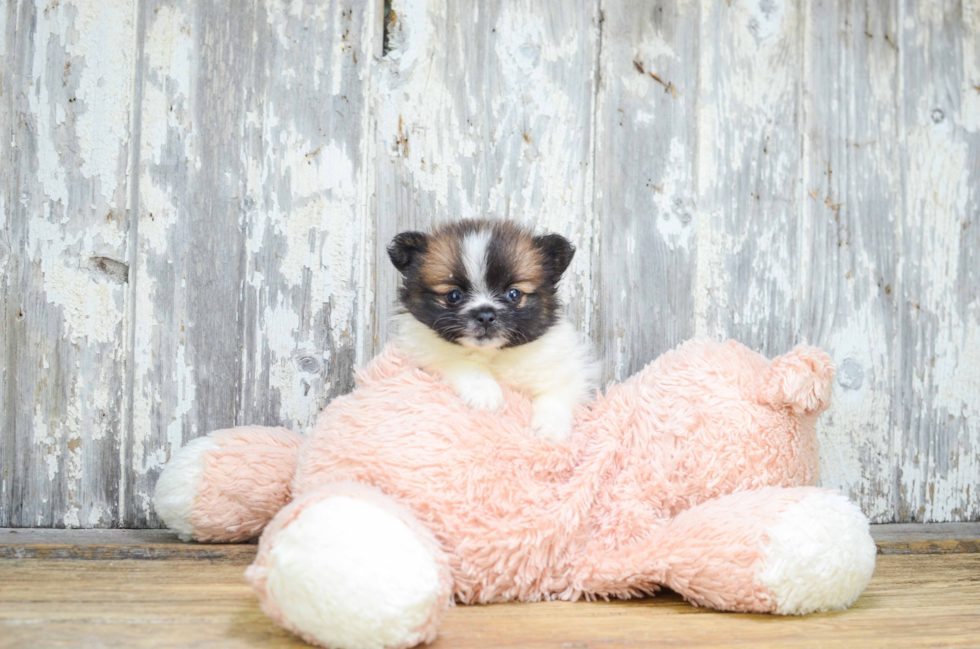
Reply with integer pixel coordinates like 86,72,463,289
505,287,523,303
445,289,463,305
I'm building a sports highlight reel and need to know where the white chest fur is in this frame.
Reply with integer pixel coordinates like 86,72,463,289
394,315,598,442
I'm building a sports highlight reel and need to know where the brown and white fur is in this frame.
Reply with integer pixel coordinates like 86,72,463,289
387,220,597,442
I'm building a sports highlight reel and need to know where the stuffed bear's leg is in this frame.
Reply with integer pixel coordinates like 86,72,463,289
153,426,304,542
246,482,454,649
576,487,876,614
656,487,876,614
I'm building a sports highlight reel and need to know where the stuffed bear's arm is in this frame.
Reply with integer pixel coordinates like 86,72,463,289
154,426,303,542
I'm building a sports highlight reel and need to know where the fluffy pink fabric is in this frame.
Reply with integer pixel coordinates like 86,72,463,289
169,338,847,642
577,485,816,611
288,339,826,603
190,426,304,542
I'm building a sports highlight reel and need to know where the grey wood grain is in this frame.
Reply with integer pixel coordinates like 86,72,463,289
126,0,376,527
800,0,904,523
371,0,600,352
1,0,138,527
236,0,375,431
2,0,979,528
125,0,258,527
694,0,804,355
871,522,980,543
893,0,980,523
7,525,980,557
592,0,699,382
0,0,12,526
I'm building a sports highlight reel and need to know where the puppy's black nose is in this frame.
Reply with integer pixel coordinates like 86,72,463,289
475,310,497,326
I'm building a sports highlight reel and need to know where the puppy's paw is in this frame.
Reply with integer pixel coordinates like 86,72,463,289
531,398,575,443
453,373,505,411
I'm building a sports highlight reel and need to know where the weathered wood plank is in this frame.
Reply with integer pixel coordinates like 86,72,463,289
0,0,12,528
372,0,600,352
1,0,139,527
694,0,804,355
4,524,979,560
127,0,378,528
2,556,980,647
800,0,904,523
126,0,258,527
592,0,699,381
893,0,980,523
872,522,980,553
237,0,377,432
0,527,258,562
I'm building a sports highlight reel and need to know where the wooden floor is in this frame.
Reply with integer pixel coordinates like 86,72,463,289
2,528,980,649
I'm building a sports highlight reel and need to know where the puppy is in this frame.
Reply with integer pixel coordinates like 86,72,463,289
387,220,597,443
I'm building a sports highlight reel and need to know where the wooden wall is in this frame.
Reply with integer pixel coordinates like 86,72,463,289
1,0,978,528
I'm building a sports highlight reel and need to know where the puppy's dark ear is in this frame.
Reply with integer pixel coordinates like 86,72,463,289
387,231,429,275
534,234,575,279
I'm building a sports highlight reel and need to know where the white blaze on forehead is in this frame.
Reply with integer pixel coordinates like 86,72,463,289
461,229,492,295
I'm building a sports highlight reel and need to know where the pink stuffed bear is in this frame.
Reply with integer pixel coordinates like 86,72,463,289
154,339,876,649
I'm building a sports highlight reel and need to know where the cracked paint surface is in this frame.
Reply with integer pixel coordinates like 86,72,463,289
2,0,978,528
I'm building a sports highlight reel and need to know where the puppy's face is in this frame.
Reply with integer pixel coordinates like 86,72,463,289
388,220,574,349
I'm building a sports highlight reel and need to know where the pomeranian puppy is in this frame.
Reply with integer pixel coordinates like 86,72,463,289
387,220,597,442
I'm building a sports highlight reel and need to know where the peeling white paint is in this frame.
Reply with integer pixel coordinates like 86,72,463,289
131,270,163,476
694,0,801,342
139,177,179,255
739,0,786,43
261,300,323,429
931,312,980,421
28,0,136,206
145,6,193,98
898,120,980,521
33,403,58,481
376,0,478,217
141,10,197,168
27,216,126,345
653,138,695,251
7,0,979,530
64,383,83,487
88,502,107,526
30,23,70,207
817,301,895,521
91,382,111,442
243,114,360,426
128,1,201,493
959,11,980,133
72,0,136,202
165,342,197,462
329,0,346,96
63,505,81,528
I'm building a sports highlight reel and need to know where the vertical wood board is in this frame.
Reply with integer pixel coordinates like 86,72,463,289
125,0,376,526
801,0,904,521
893,0,980,522
592,0,700,382
695,0,804,355
126,0,259,526
1,0,138,527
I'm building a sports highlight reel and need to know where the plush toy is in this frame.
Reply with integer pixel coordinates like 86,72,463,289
154,339,876,649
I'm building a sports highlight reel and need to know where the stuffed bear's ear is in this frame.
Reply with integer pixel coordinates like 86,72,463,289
534,234,575,279
387,231,429,275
